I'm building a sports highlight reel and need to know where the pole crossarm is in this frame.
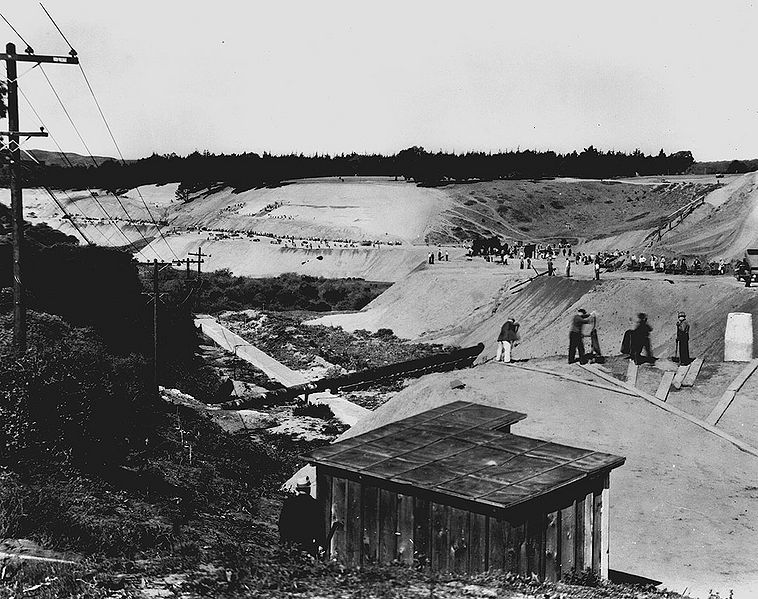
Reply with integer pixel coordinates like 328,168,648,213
0,131,48,137
0,53,78,64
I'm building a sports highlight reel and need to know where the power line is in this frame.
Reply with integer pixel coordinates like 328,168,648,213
33,67,161,258
39,3,179,262
17,147,94,245
38,3,76,56
0,12,33,54
16,83,148,257
0,9,151,259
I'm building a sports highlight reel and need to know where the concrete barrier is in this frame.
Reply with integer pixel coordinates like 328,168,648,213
724,312,753,361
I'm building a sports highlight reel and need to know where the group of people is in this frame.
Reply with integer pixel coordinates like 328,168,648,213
428,249,450,264
495,310,692,366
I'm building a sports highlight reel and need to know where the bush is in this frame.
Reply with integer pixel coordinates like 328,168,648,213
292,403,335,420
0,312,158,466
0,467,23,537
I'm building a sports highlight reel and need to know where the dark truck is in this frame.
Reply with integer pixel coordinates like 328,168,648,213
735,249,758,286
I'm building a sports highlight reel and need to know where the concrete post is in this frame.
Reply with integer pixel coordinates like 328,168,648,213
724,312,753,362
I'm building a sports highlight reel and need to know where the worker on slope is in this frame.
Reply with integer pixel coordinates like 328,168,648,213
495,317,520,363
568,308,591,364
676,311,691,366
630,312,655,365
279,477,323,556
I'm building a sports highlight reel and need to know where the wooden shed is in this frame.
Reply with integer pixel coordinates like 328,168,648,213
305,400,625,581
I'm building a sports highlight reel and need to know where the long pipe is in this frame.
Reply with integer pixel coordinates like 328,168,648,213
220,343,485,410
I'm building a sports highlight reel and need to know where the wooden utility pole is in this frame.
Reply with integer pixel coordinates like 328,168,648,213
141,258,173,396
1,42,77,354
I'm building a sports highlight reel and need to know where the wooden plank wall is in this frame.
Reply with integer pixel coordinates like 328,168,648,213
324,473,607,580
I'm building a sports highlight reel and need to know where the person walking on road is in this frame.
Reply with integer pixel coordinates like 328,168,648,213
496,317,520,363
676,311,691,365
594,260,601,280
565,258,571,277
569,308,590,364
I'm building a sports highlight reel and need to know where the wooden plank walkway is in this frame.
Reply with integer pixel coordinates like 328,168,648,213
195,315,308,387
672,364,689,390
581,364,758,459
655,371,675,401
705,359,758,426
625,361,638,387
502,363,638,397
681,358,704,387
195,316,370,426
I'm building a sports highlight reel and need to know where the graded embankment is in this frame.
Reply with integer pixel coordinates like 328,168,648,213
650,171,758,260
309,259,521,338
456,275,758,362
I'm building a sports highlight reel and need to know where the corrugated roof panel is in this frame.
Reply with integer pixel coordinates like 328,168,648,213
437,475,507,498
328,446,390,469
479,454,558,484
435,445,512,474
362,457,423,478
408,437,477,460
394,464,460,486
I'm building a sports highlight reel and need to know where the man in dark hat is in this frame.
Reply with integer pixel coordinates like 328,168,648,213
496,317,520,363
676,311,690,365
279,476,323,556
569,308,590,364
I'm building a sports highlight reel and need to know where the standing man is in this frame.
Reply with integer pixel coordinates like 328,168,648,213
630,312,655,365
594,260,601,280
547,257,554,276
569,308,590,364
565,258,572,277
279,477,324,556
676,311,691,366
496,317,520,363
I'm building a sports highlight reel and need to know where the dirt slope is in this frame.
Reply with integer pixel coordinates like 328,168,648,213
650,172,758,260
453,275,758,362
309,259,518,338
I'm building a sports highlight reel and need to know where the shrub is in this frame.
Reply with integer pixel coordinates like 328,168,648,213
292,403,335,420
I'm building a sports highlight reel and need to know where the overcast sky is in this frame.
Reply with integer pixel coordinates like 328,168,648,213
4,1,757,161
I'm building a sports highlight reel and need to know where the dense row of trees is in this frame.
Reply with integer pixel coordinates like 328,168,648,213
1,145,696,192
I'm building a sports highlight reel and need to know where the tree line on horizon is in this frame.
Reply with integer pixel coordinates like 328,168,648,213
1,145,696,192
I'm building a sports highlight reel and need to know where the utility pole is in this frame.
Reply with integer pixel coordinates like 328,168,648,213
141,258,173,396
186,247,208,311
1,42,77,354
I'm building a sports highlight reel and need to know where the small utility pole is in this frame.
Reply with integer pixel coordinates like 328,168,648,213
1,42,77,354
186,247,208,311
141,258,173,396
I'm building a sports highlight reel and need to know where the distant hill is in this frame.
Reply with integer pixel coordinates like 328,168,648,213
689,159,758,175
22,149,120,168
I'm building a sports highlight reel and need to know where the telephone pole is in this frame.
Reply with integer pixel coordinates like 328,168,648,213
1,42,77,354
141,258,173,396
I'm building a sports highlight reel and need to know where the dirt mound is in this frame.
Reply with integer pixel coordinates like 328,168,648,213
650,172,758,260
428,178,716,245
309,259,515,338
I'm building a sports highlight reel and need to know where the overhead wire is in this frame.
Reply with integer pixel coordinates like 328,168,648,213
17,147,95,245
0,10,151,259
16,83,148,256
0,12,34,53
34,66,163,258
38,3,179,262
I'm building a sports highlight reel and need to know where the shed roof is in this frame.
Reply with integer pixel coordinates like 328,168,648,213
307,400,625,510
